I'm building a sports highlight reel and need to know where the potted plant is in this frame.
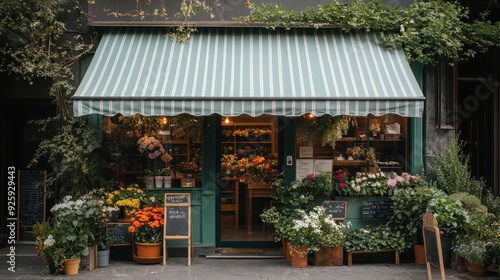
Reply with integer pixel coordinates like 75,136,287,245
281,207,324,267
296,115,353,149
49,195,98,275
314,207,351,266
33,219,65,274
128,205,165,260
112,183,146,219
389,183,439,264
453,240,491,276
344,224,409,254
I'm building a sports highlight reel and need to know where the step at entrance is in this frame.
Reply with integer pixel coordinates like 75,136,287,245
206,248,284,259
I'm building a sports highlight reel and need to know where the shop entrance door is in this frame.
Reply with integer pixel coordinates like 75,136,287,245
216,115,279,248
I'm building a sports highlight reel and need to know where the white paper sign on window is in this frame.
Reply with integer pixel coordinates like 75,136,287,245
296,159,314,180
313,160,333,176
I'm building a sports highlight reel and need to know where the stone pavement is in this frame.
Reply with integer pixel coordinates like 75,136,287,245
1,244,498,280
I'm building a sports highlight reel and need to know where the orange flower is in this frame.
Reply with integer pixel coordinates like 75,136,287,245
128,205,165,243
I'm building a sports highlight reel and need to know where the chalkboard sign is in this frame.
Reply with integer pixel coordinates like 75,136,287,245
166,207,189,236
361,200,392,220
164,193,192,266
107,223,131,245
166,193,189,204
18,170,46,227
322,201,347,220
422,211,446,279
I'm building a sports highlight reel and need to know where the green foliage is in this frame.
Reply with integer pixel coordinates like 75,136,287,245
28,116,105,198
390,185,442,238
0,0,92,118
344,225,409,252
427,134,484,198
454,240,491,265
245,0,500,65
270,176,316,218
297,115,352,149
450,192,488,216
427,191,470,236
483,190,500,222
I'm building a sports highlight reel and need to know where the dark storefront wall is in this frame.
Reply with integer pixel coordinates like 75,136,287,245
456,49,500,196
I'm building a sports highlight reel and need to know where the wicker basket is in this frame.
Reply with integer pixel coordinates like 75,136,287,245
384,134,401,140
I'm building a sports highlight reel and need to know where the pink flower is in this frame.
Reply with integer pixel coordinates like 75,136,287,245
305,174,314,180
339,182,345,189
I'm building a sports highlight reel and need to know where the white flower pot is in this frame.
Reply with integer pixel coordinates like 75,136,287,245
155,176,163,188
163,176,172,188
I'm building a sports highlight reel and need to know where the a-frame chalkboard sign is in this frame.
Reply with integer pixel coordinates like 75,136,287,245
163,193,191,266
423,211,446,280
17,170,46,240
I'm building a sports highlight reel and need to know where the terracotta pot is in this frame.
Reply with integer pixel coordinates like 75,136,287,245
314,245,343,266
467,262,486,276
290,245,308,268
136,242,161,258
64,258,80,275
414,244,426,265
282,239,290,261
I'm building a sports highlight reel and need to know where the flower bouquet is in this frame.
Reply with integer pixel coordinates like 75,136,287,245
128,205,165,244
137,135,168,175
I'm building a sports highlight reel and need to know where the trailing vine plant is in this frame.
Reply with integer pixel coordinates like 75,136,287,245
297,115,353,149
243,0,500,65
92,0,218,43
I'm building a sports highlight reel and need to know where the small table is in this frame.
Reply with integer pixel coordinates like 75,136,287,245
245,182,273,233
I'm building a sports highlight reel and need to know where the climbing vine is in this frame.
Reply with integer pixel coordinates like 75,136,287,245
244,0,500,65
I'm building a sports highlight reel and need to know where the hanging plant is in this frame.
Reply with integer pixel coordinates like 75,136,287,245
297,115,353,149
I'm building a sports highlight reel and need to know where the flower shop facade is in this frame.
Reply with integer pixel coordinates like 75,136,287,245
72,26,425,253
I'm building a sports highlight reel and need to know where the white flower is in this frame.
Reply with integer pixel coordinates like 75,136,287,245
44,235,55,247
400,25,405,33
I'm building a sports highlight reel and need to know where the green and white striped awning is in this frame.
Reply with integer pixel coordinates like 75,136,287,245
73,27,424,117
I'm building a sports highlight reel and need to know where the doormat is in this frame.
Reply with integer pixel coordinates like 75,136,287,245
206,248,284,259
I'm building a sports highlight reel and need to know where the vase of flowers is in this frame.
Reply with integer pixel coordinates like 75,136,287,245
137,135,171,176
128,205,165,260
370,121,381,137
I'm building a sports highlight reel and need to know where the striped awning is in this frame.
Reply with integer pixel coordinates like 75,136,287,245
73,27,424,117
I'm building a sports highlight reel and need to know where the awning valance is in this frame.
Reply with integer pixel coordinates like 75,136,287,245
73,27,424,117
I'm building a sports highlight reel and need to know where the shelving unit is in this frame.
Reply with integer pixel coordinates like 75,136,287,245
298,115,408,174
336,116,408,173
221,122,275,157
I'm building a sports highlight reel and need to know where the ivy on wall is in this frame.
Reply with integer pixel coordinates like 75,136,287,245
244,0,500,65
